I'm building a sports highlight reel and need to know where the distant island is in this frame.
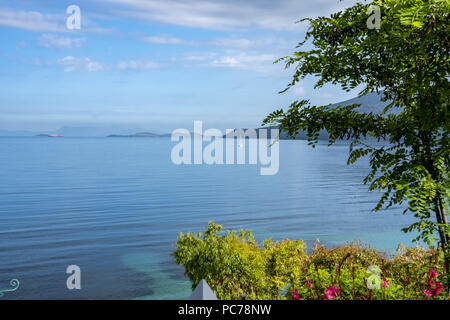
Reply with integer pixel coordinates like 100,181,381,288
225,91,394,140
1,92,391,139
35,134,64,138
107,132,172,138
107,132,207,138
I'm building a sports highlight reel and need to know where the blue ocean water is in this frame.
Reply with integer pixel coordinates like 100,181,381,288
0,137,418,299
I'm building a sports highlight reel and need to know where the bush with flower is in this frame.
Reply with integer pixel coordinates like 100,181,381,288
173,222,448,300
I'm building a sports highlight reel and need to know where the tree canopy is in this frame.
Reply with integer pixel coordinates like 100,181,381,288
263,0,449,290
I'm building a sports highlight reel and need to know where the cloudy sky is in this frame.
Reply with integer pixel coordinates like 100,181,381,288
0,0,360,132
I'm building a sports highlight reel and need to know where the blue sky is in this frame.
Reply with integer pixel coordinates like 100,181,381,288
0,0,360,133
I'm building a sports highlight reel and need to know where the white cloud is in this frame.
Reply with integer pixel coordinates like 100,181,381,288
38,34,85,49
210,37,294,51
176,51,282,73
209,53,276,72
0,7,113,34
182,52,218,62
210,38,253,49
117,59,159,70
31,56,159,72
140,34,294,58
0,7,65,32
106,0,350,31
86,60,103,72
142,35,193,45
142,35,288,50
15,41,27,50
292,85,305,96
58,56,104,72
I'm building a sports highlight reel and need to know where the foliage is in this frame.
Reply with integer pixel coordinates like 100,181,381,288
173,222,447,300
172,222,305,299
389,0,450,28
262,0,449,291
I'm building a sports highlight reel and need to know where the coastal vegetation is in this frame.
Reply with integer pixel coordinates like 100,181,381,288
173,222,446,300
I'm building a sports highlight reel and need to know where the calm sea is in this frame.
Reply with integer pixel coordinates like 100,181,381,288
0,137,418,299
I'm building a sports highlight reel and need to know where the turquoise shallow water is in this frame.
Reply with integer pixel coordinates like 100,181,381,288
0,137,419,299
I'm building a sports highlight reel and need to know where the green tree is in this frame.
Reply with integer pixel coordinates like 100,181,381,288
263,0,449,292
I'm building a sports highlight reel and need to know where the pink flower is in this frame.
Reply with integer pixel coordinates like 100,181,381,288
322,293,333,300
428,269,438,279
305,280,312,288
292,289,299,300
322,286,340,300
430,281,443,296
381,279,389,288
424,270,443,297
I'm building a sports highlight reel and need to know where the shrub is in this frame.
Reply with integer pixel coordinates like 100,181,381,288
172,222,304,299
172,222,445,300
173,222,447,300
